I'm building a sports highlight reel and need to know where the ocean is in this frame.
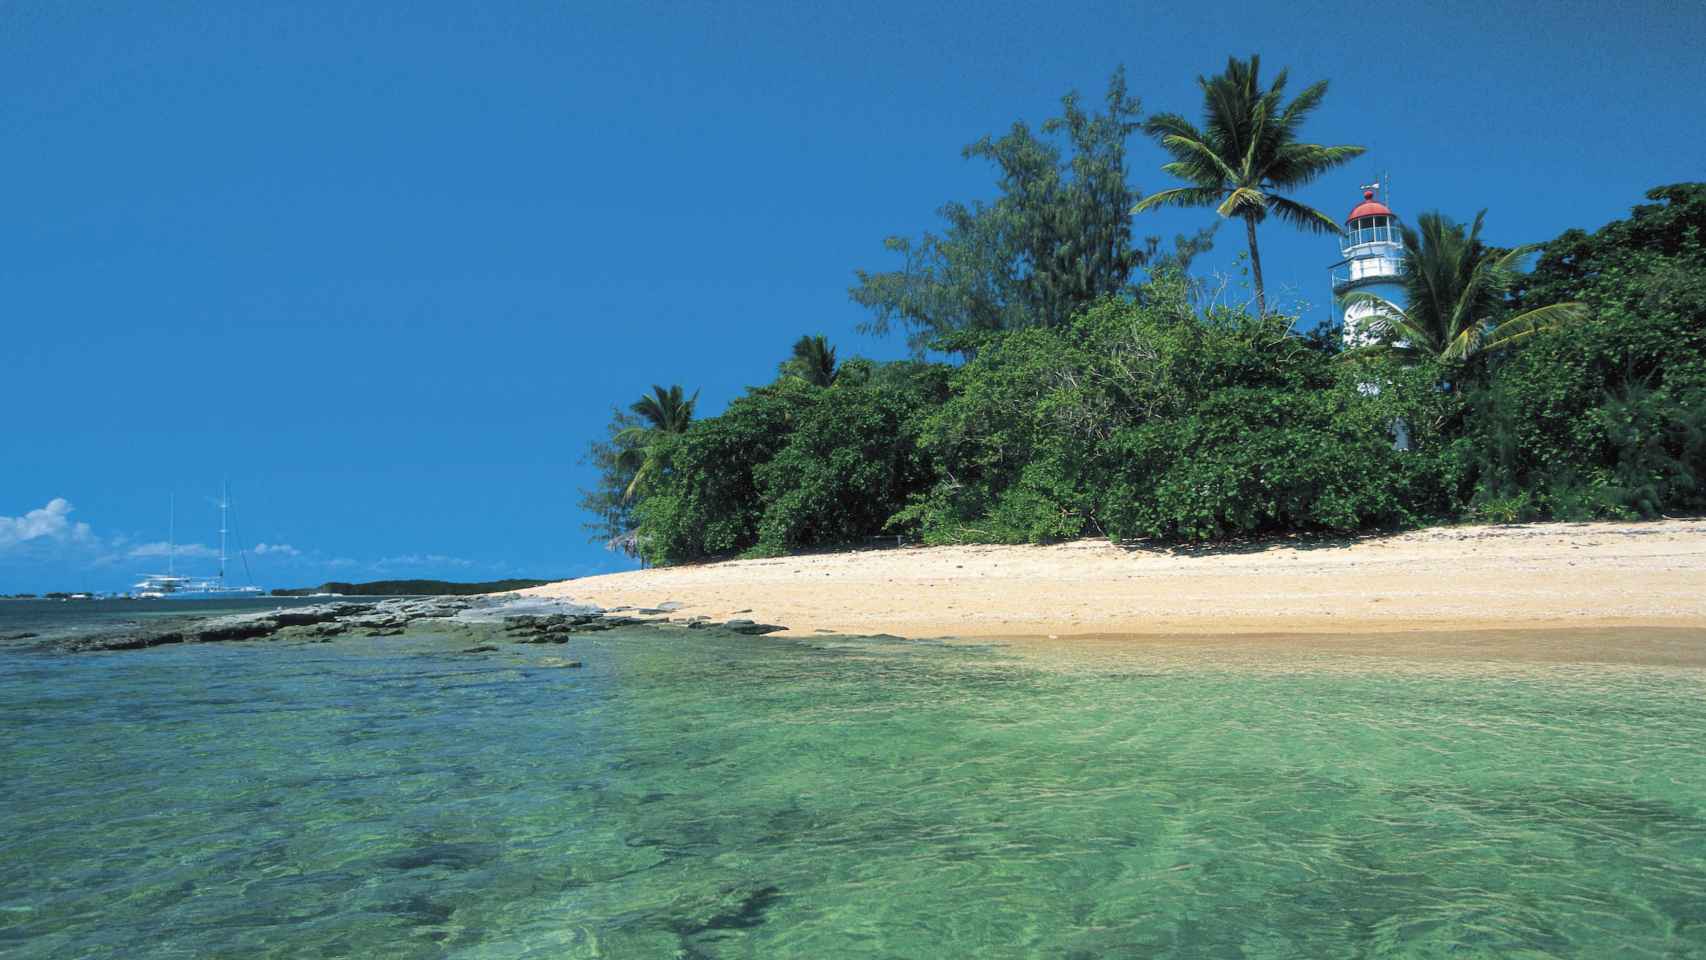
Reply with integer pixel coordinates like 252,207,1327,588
3,601,1704,957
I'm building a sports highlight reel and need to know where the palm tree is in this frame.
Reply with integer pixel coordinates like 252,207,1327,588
615,384,698,500
1133,55,1365,317
780,334,838,387
1341,211,1588,362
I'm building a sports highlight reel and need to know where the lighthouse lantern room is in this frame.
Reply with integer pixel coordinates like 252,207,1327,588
1331,185,1406,346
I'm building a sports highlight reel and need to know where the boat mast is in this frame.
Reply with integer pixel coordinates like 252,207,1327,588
218,480,228,589
168,494,175,578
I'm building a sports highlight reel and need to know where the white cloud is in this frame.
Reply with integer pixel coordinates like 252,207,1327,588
0,498,94,551
252,542,301,557
374,553,474,570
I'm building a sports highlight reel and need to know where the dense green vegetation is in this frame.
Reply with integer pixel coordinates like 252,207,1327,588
271,579,552,597
582,57,1705,566
1468,184,1706,520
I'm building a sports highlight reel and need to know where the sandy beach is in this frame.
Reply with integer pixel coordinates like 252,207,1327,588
525,519,1706,654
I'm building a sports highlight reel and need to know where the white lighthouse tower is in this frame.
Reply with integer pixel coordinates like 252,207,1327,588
1330,184,1405,344
1331,182,1413,449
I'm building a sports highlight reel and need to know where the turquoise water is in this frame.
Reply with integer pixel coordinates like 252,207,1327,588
2,621,1705,958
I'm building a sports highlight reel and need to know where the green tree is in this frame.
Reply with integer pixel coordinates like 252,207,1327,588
1133,54,1364,317
578,407,646,551
616,384,699,499
628,383,698,434
1465,184,1706,519
753,383,938,552
780,334,839,387
631,382,806,562
1341,211,1587,362
852,69,1154,355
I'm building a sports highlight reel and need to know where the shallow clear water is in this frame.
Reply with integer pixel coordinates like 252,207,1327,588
2,616,1705,958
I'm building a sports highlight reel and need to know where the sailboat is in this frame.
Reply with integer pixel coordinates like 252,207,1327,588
132,484,266,598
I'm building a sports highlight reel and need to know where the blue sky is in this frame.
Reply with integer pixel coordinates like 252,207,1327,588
3,1,1702,592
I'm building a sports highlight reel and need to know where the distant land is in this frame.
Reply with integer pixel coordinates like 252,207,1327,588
270,579,554,597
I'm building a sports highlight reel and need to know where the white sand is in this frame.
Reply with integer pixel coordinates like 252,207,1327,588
524,520,1706,657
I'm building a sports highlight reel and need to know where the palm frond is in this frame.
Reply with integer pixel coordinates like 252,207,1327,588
1441,322,1484,362
1263,143,1366,185
1444,256,1496,342
1216,185,1266,219
1337,291,1397,310
1266,195,1342,235
1386,316,1438,352
1132,185,1224,213
1277,79,1327,128
622,458,655,501
1480,301,1590,352
1142,112,1204,143
1160,133,1239,184
1490,242,1541,272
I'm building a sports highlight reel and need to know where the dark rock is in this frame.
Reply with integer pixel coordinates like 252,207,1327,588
193,614,283,643
458,645,498,654
274,609,337,627
723,620,787,636
63,630,185,652
0,631,39,641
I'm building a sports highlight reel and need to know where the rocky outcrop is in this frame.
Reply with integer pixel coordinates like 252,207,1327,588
57,598,474,652
55,595,791,652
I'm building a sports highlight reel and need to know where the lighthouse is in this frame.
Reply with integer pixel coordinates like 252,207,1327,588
1332,183,1413,450
1330,185,1405,345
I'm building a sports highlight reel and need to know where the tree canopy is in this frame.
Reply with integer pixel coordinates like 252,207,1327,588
780,335,839,387
1134,54,1363,317
852,69,1175,356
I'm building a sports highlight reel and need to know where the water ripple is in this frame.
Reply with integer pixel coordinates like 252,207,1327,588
1,628,1704,957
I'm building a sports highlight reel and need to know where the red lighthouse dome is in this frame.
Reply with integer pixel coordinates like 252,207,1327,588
1347,189,1393,223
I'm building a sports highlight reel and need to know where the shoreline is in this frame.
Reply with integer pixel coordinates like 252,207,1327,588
523,519,1706,656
